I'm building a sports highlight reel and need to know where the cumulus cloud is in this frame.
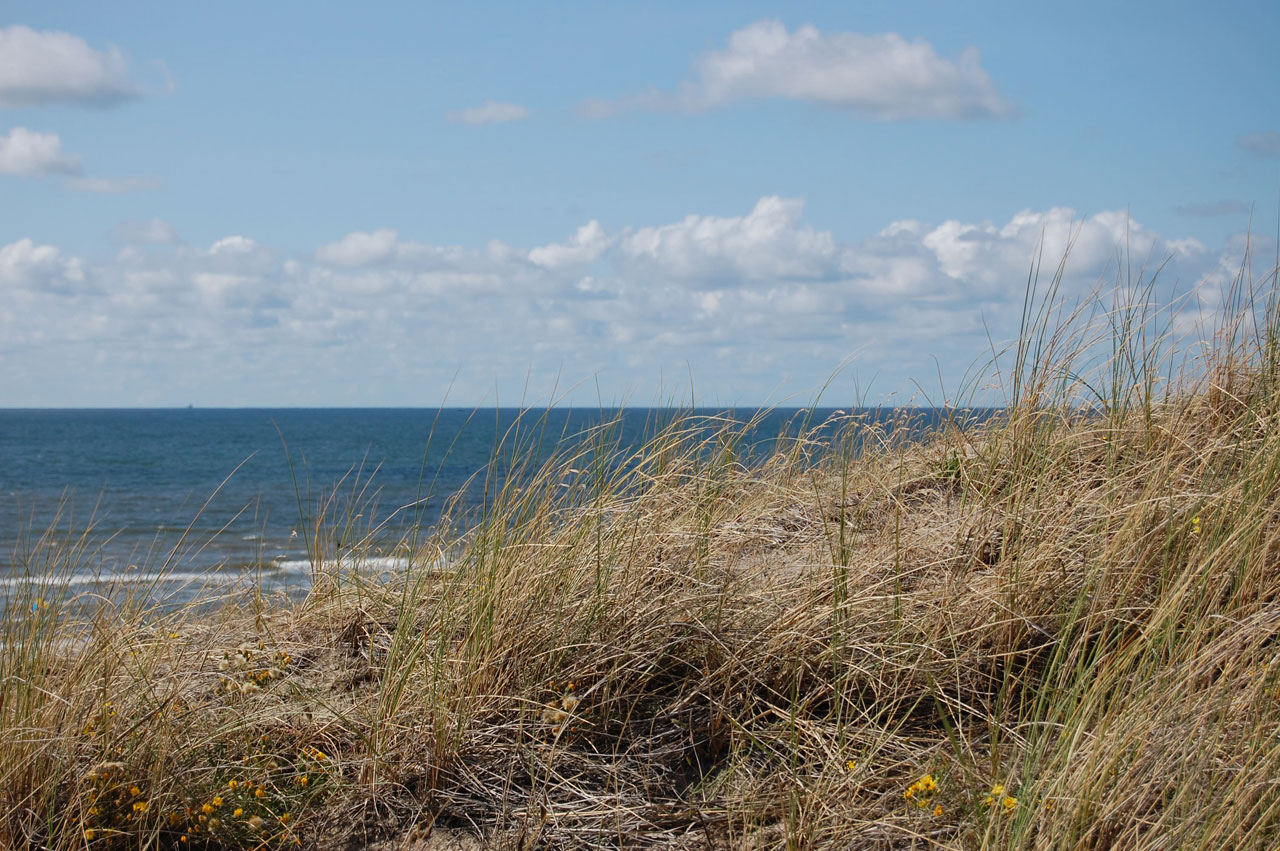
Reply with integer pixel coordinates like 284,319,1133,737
1238,131,1280,158
315,229,399,267
0,25,138,108
0,238,84,290
585,20,1011,120
0,127,155,190
529,221,610,269
0,201,1231,406
447,100,531,125
0,127,82,175
209,235,260,255
619,196,840,283
0,124,158,193
919,207,1163,291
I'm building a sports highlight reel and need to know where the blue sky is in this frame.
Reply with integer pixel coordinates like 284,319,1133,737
1,1,1278,406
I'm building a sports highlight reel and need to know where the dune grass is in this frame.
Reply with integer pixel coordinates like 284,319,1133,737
3,257,1280,849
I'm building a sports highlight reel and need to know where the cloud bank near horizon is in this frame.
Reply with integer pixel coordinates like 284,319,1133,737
0,199,1248,407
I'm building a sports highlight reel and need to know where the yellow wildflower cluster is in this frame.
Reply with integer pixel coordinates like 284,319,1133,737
983,783,1018,813
299,744,333,776
541,681,582,735
903,774,938,809
80,763,150,843
79,700,121,739
217,643,293,695
168,773,302,847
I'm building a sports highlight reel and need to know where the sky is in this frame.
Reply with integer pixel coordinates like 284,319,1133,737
1,1,1278,407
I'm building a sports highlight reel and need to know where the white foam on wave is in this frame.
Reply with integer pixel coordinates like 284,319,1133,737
0,570,249,589
270,554,415,574
2,553,443,592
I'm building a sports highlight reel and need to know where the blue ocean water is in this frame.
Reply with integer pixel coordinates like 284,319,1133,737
0,407,964,600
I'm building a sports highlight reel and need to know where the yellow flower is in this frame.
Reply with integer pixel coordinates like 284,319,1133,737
255,787,266,799
933,804,943,817
84,829,95,840
129,785,141,797
1003,796,1018,812
280,813,291,824
201,803,213,815
296,775,309,786
233,808,243,818
133,800,148,814
228,780,238,789
212,796,223,807
845,759,857,771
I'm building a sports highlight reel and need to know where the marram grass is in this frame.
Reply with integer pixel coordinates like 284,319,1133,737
3,268,1280,849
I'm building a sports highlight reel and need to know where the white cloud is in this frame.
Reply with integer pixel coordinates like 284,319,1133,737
0,25,137,108
0,127,82,175
0,128,156,191
529,221,610,268
447,100,531,125
586,20,1011,120
918,207,1164,292
209,235,259,255
64,175,159,194
0,238,84,290
315,229,399,267
619,196,840,283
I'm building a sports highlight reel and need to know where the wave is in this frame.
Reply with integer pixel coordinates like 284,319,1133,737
269,554,415,573
0,552,430,592
0,570,248,589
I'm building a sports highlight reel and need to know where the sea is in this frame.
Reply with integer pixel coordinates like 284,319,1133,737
0,407,968,603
